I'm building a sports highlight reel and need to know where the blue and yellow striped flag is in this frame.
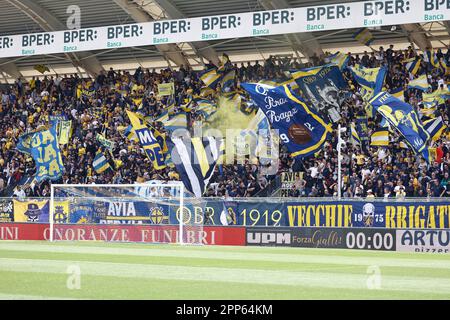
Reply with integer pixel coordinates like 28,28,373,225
426,50,444,70
199,68,222,89
164,112,188,132
194,98,217,120
403,57,421,75
353,28,374,46
325,52,349,70
349,64,386,98
408,75,429,91
218,53,232,73
350,122,361,146
221,69,236,93
124,125,138,142
171,137,224,197
370,129,389,146
423,116,447,142
390,87,405,102
349,64,387,117
93,150,112,174
421,91,439,116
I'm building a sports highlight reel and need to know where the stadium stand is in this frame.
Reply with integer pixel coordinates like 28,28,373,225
1,46,450,199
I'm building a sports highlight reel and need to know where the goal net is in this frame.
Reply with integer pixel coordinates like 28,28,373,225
49,183,205,245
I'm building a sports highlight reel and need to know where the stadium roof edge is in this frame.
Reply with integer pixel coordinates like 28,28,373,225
0,0,448,82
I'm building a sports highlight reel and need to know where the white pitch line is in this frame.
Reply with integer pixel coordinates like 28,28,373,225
1,258,450,295
0,293,80,300
0,242,450,270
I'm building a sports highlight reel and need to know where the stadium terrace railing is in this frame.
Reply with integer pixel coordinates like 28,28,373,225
2,196,450,228
253,175,282,197
2,196,450,202
1,196,450,202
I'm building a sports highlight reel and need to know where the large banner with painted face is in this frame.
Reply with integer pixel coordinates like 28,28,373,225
293,64,349,122
2,198,450,229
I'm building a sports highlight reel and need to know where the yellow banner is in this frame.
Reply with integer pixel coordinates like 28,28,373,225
157,83,174,96
53,201,70,224
58,120,72,145
126,110,166,170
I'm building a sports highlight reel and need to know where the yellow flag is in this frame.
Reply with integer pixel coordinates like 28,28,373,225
58,120,72,145
126,110,166,170
157,83,175,96
34,64,50,74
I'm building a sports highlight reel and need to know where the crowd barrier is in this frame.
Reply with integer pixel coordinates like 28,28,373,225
0,222,448,253
1,197,449,253
1,197,450,228
246,226,450,253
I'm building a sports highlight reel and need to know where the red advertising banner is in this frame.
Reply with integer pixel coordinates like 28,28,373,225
0,223,47,240
0,223,245,246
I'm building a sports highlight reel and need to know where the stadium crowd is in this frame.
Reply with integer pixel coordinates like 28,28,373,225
1,45,450,199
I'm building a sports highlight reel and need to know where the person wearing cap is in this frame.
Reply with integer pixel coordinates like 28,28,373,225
366,189,375,199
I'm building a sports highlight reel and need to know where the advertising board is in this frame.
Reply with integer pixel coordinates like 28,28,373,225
247,227,396,251
396,229,450,253
0,1,448,58
0,223,246,245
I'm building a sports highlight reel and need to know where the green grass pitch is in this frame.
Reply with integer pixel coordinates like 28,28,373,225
0,241,449,299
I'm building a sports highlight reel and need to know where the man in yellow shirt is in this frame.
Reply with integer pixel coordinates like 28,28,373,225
78,147,86,157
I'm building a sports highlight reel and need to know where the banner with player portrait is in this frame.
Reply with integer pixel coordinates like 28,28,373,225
293,64,349,122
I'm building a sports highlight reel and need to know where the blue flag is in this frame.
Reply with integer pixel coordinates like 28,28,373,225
126,110,166,170
355,115,369,149
17,125,64,182
370,92,430,156
241,83,332,158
